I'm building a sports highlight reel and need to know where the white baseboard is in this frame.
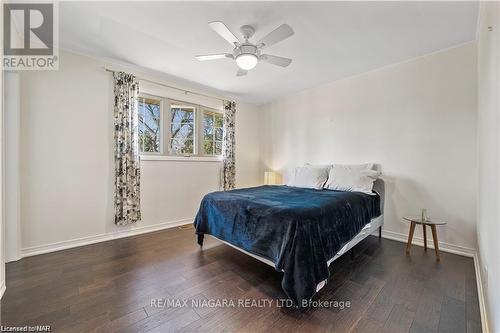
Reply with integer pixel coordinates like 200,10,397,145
380,229,475,257
20,218,193,258
20,222,475,258
473,253,490,333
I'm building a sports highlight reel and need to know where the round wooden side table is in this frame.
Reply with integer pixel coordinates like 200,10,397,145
403,216,446,261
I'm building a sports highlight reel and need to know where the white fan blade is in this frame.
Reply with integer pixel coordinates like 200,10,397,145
196,53,233,61
261,54,292,67
256,24,294,48
236,69,248,76
209,21,240,46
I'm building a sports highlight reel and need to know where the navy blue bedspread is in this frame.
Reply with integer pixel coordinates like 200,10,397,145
194,185,381,305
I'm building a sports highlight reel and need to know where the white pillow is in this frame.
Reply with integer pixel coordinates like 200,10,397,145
324,164,380,195
287,166,329,190
305,163,333,169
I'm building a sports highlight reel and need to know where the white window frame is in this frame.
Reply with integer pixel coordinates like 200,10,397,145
199,108,224,157
138,93,164,155
167,99,197,157
138,94,223,161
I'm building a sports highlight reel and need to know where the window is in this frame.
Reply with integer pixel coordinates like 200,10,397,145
138,96,161,154
170,105,195,155
203,111,223,155
137,94,223,158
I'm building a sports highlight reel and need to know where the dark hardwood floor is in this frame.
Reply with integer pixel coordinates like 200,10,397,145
0,226,481,332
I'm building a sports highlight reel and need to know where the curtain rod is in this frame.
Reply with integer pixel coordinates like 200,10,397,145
104,68,226,103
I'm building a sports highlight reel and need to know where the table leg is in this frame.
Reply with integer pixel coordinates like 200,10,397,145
430,225,440,261
423,224,427,251
406,222,416,255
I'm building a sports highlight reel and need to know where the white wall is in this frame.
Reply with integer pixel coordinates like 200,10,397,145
18,50,262,251
0,1,6,298
261,42,478,252
477,3,500,332
5,73,21,261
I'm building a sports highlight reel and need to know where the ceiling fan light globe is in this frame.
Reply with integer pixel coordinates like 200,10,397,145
236,54,258,70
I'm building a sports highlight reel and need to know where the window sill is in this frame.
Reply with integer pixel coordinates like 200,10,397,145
140,155,223,162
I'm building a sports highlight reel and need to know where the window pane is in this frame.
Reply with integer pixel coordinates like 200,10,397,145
215,114,223,128
170,106,195,155
203,110,223,156
215,141,222,155
204,127,213,140
215,127,223,141
183,139,194,154
203,114,214,127
172,107,194,123
171,138,194,154
138,97,161,153
204,140,214,155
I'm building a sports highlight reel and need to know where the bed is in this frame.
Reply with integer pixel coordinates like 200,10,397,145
194,179,384,306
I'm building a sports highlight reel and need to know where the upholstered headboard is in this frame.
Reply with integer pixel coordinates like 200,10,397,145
373,178,385,214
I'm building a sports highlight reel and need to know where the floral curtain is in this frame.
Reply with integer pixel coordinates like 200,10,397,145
113,72,141,225
222,101,236,190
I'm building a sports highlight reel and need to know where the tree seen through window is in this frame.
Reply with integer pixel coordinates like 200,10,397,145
138,97,161,153
170,106,195,155
203,111,223,155
137,95,223,157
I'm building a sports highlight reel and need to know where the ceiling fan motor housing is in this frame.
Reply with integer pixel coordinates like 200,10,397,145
240,25,255,40
234,44,260,58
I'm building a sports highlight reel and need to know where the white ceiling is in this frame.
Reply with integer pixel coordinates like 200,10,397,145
59,1,479,105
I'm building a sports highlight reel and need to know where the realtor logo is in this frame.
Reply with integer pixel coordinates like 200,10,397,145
3,2,58,70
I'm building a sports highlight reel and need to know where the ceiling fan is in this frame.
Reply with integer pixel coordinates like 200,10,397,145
196,21,294,76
